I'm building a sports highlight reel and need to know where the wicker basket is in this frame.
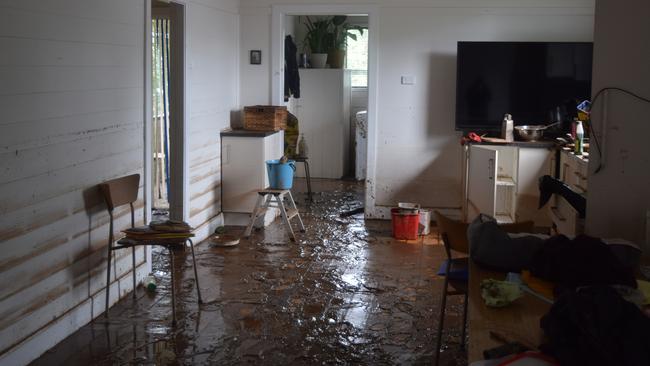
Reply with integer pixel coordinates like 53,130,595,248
243,105,287,131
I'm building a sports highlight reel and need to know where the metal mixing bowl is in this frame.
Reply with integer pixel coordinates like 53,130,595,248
514,125,546,141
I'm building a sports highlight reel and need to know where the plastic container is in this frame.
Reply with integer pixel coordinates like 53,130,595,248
501,113,514,142
144,274,156,292
266,159,296,189
419,209,431,235
391,208,420,240
298,133,308,157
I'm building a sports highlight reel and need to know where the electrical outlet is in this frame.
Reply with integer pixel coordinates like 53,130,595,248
401,75,415,85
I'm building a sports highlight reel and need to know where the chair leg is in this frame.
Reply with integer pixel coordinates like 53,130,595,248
435,276,450,365
105,247,112,318
256,195,272,228
169,247,176,326
244,194,264,237
188,239,203,304
276,194,296,241
131,247,136,299
304,160,312,201
287,190,305,232
460,292,469,350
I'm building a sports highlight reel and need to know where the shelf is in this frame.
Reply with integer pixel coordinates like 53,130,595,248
494,213,514,224
496,176,515,186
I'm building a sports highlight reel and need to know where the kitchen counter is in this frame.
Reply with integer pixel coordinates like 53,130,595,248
467,137,556,148
220,128,281,138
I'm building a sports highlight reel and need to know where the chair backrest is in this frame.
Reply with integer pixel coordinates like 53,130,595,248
98,174,140,211
434,211,469,254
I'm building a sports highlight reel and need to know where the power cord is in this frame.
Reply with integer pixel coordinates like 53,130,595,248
589,87,650,174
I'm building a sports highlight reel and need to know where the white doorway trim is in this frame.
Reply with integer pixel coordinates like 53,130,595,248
144,0,190,230
143,0,152,272
271,4,380,218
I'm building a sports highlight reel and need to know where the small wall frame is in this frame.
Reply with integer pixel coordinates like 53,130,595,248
250,50,261,65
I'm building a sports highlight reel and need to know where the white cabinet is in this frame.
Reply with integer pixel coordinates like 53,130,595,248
547,149,588,236
221,130,284,225
294,69,350,179
464,144,553,225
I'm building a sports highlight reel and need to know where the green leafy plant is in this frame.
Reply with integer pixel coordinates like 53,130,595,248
301,16,364,53
301,16,331,54
328,15,364,51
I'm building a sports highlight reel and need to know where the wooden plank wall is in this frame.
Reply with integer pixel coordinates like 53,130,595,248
0,0,239,364
0,1,148,363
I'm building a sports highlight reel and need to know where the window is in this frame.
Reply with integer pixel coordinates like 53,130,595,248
345,28,368,88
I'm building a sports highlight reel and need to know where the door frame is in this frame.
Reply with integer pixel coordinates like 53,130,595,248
270,4,380,218
144,0,189,227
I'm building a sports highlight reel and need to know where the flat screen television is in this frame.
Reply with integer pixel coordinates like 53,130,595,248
455,41,593,133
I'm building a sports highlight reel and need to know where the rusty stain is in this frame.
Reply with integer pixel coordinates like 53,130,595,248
31,180,468,365
190,153,219,170
189,198,221,218
190,166,220,185
190,181,221,201
0,207,68,242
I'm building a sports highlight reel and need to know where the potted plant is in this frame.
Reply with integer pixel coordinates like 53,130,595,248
302,16,331,68
326,16,364,69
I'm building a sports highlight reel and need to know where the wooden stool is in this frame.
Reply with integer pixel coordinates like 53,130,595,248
243,189,306,241
291,156,313,201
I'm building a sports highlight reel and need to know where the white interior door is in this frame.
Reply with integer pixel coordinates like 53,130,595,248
467,145,498,221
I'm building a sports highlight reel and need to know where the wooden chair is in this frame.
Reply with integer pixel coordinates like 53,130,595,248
99,174,202,326
433,211,470,365
433,211,534,364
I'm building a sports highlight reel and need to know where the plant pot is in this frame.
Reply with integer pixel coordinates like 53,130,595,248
310,53,328,68
328,49,345,69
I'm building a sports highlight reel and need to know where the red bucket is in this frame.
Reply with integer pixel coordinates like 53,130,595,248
391,208,420,240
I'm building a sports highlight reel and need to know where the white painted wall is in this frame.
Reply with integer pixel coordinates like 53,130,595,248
186,0,240,236
0,0,239,364
239,0,594,218
586,0,650,251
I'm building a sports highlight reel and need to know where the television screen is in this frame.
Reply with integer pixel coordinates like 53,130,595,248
455,41,593,133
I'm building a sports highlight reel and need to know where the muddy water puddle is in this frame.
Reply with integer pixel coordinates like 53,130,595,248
32,179,467,365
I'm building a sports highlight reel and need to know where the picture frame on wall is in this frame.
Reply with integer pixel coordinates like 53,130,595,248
250,50,261,65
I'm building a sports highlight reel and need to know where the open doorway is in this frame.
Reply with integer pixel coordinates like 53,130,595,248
281,13,369,202
272,5,378,216
151,0,185,222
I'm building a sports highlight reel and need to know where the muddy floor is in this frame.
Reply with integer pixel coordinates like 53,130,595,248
32,179,467,365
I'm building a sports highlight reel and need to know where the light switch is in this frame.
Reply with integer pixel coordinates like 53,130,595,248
401,75,416,85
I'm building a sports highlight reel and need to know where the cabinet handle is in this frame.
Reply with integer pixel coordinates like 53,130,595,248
488,158,494,180
224,144,230,165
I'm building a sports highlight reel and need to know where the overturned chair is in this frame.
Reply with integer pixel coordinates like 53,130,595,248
99,174,202,326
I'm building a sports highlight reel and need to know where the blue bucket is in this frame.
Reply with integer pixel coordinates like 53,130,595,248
266,159,296,189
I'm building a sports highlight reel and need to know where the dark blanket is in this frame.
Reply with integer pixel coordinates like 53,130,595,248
529,234,637,291
541,286,650,366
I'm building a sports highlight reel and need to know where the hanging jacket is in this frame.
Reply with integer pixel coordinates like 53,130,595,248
284,35,300,101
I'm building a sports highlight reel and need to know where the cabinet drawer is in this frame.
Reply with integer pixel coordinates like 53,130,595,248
549,195,582,236
574,160,588,192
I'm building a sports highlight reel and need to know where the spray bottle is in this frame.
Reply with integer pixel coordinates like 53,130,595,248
574,119,584,156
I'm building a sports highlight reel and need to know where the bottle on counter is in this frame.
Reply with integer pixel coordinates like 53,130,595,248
501,114,514,142
298,133,308,158
574,119,584,156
